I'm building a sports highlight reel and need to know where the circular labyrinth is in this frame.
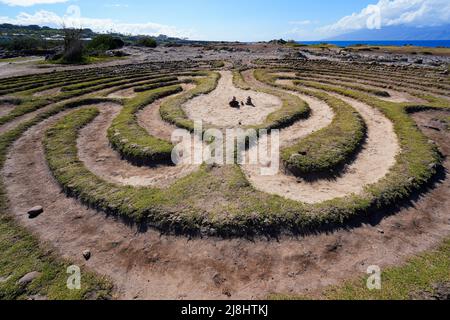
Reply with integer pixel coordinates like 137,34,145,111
1,58,449,298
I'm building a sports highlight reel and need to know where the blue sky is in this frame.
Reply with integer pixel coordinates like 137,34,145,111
0,0,449,41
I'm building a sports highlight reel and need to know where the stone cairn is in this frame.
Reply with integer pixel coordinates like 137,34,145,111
229,96,255,108
229,96,240,108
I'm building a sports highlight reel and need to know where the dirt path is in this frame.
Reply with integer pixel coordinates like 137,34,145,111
107,88,137,99
281,73,428,104
3,103,449,299
137,84,195,141
280,77,426,104
33,87,61,98
242,71,335,146
77,103,200,188
242,72,399,203
0,57,44,78
0,103,16,117
183,71,282,127
0,102,56,135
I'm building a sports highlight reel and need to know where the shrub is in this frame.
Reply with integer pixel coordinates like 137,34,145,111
6,37,42,51
137,37,157,48
88,35,124,51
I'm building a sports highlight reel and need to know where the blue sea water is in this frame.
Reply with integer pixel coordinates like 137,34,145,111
297,40,450,48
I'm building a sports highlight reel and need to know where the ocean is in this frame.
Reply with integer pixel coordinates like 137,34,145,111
297,40,450,48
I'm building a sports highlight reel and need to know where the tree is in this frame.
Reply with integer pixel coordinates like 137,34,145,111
88,34,124,51
62,26,84,63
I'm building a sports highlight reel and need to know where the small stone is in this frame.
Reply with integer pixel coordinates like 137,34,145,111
222,289,232,297
0,275,12,283
18,271,41,286
213,273,226,286
377,228,385,234
229,96,240,109
28,206,43,219
82,250,91,261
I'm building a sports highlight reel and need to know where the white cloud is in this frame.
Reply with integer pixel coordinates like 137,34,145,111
0,5,196,38
320,0,450,34
0,0,68,6
289,20,312,26
104,4,129,9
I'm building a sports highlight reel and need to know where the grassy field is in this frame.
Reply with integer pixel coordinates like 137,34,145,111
270,238,450,300
1,58,448,299
0,57,41,63
0,98,116,300
108,84,183,165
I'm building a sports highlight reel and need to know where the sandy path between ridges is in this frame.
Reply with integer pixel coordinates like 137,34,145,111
241,72,399,203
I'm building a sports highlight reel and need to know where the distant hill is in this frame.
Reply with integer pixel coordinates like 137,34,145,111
326,25,450,41
0,23,186,44
0,23,96,39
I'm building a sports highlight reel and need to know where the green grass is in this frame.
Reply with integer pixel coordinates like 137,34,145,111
269,238,450,300
0,71,147,126
0,214,113,300
290,43,338,49
0,85,119,127
281,96,365,175
32,66,446,237
232,70,251,90
107,85,183,165
0,66,141,94
99,71,205,97
43,55,124,65
294,67,450,95
160,71,221,131
60,72,168,92
0,98,116,300
233,69,311,132
0,57,38,63
211,60,225,68
254,69,367,175
0,97,22,105
0,98,49,126
133,78,187,92
41,81,442,237
292,77,390,97
249,88,311,132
